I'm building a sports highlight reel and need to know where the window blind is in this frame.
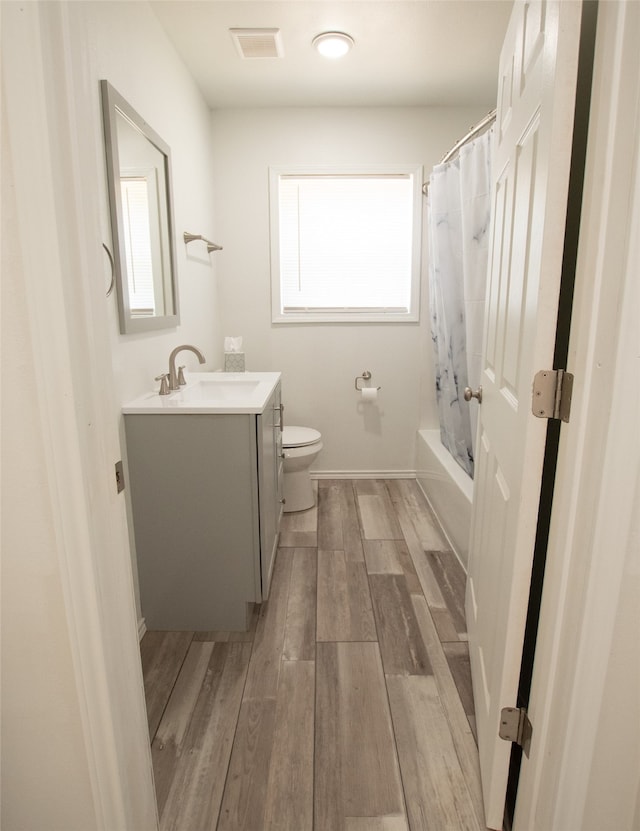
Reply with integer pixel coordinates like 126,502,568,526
120,178,155,316
278,174,414,312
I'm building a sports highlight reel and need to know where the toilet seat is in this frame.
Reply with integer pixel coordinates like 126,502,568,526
283,426,321,448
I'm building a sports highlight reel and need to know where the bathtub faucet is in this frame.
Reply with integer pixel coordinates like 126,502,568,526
168,344,206,391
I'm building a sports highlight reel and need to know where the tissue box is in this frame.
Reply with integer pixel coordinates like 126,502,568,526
224,352,245,372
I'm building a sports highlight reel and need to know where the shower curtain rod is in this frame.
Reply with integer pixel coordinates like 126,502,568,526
422,108,497,195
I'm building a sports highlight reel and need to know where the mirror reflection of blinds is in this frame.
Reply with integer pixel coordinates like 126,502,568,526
278,175,413,312
120,178,155,316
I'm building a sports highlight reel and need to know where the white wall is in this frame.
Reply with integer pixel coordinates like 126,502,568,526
86,2,223,403
83,1,223,617
582,503,640,830
211,106,486,473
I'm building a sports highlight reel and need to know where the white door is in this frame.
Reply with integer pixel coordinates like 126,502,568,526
465,2,583,828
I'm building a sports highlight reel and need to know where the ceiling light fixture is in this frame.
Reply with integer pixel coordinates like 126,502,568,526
312,31,354,59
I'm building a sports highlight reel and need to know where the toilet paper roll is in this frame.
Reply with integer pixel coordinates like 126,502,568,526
361,387,378,402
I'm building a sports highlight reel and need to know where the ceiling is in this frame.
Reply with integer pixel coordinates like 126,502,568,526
150,1,513,109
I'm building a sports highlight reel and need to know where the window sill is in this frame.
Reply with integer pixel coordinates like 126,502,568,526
272,310,420,324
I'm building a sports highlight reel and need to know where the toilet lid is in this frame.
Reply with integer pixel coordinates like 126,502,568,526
283,426,321,448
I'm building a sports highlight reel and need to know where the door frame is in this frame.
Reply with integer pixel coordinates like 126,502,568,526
514,1,640,826
3,3,158,827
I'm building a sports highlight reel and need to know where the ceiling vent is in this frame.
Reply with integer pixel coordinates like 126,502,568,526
230,28,284,59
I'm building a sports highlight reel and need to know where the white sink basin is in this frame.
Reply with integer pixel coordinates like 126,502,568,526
179,380,261,401
122,372,281,414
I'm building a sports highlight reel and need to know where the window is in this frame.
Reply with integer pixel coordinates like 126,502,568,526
269,165,422,323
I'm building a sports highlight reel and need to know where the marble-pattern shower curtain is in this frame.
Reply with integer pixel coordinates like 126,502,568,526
428,127,493,478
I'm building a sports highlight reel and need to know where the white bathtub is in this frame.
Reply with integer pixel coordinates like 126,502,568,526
416,429,474,570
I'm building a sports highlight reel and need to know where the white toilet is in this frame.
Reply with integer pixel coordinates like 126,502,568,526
282,426,323,512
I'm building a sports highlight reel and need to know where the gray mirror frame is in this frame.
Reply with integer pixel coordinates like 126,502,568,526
101,80,180,334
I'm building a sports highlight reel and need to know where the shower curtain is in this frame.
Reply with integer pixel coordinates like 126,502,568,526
428,127,493,478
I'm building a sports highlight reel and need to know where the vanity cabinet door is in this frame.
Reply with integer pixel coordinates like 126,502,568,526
257,382,283,598
125,413,260,631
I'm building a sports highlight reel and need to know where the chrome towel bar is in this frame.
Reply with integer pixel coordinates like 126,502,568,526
183,232,223,253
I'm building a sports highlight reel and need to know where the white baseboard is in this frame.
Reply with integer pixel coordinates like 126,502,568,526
137,617,147,642
311,470,417,480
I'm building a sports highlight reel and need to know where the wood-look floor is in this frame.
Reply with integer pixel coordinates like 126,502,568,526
141,478,486,831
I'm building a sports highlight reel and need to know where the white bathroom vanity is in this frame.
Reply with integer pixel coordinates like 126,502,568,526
123,372,283,631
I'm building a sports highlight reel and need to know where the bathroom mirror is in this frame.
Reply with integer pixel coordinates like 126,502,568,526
101,80,179,333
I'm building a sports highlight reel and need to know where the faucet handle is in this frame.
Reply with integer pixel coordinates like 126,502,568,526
155,374,170,396
177,365,186,386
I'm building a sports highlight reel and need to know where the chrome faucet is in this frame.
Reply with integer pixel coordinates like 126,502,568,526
168,344,206,391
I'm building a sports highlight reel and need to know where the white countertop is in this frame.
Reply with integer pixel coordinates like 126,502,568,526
122,371,281,415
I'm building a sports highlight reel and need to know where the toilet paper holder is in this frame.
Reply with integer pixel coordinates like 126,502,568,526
355,370,381,391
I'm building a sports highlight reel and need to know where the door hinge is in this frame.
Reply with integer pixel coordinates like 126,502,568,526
115,460,125,494
532,369,574,422
499,707,533,757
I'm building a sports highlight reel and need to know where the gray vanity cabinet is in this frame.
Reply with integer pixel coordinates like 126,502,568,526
124,382,283,631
